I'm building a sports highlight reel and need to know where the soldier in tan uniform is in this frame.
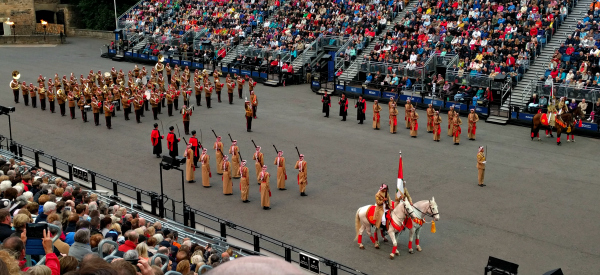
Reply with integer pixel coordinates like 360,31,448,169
447,106,456,136
204,82,213,108
452,112,462,145
389,102,398,134
57,89,67,116
68,92,76,119
468,109,479,140
10,74,20,104
294,154,308,196
409,108,419,137
245,101,253,132
404,99,412,129
274,151,287,190
237,75,245,99
240,161,250,202
222,155,233,195
259,165,271,210
432,111,442,142
91,97,101,126
201,148,212,188
250,90,258,119
373,100,382,130
229,140,241,179
253,146,264,185
77,96,88,122
214,136,224,175
21,81,29,106
38,83,47,110
374,184,389,230
103,100,113,129
185,144,196,183
426,104,434,133
477,146,486,187
215,78,223,103
227,80,235,104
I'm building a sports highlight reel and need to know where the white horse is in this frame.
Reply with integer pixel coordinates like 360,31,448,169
354,199,417,259
406,197,440,254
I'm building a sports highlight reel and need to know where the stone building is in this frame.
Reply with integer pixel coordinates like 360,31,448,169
0,0,73,36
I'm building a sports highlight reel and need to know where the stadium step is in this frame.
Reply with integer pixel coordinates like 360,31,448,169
502,0,592,111
263,79,279,87
486,115,509,125
338,2,416,82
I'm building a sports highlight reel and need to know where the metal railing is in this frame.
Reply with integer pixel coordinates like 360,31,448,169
533,81,599,103
3,141,367,275
445,71,506,90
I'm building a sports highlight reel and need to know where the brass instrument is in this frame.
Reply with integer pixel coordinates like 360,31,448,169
12,71,20,80
104,72,111,79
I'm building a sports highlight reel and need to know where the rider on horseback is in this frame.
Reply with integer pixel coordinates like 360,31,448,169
375,184,390,231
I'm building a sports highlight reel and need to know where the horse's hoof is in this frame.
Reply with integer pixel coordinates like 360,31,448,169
395,250,400,255
538,138,541,141
359,245,365,250
417,246,422,252
409,250,414,254
389,254,394,259
546,135,549,137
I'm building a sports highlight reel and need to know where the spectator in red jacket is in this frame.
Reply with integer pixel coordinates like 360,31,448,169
118,230,139,253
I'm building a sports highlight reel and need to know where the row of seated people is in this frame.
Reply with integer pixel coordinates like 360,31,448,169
0,158,238,275
247,0,403,57
526,93,599,123
361,0,574,76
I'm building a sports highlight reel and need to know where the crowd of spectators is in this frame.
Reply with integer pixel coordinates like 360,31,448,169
359,0,576,96
0,157,237,275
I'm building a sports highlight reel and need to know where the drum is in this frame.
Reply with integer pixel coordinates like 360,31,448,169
84,105,91,112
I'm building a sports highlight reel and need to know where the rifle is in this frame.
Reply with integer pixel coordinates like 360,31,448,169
176,124,188,145
485,145,488,161
211,129,218,138
273,144,279,154
199,129,203,148
295,145,301,158
251,139,258,149
160,120,165,136
228,133,234,143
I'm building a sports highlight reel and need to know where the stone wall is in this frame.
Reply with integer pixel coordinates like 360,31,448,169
0,35,62,44
0,0,36,35
69,28,114,41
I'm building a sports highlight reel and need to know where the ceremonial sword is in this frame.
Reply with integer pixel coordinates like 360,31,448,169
176,124,188,145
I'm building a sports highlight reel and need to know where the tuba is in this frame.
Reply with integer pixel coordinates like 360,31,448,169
12,71,20,80
104,72,111,79
155,54,165,72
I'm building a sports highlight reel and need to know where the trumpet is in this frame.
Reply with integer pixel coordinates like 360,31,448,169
181,106,194,114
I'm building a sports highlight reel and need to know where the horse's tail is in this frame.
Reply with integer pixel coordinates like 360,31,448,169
354,209,361,241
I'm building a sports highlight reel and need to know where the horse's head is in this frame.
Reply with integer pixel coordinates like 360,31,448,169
402,199,417,219
574,106,585,121
429,197,439,221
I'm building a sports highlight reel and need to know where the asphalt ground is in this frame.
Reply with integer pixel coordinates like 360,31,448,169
1,38,599,274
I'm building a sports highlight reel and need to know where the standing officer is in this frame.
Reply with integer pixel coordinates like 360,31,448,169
339,93,348,121
166,126,180,158
68,92,76,119
452,113,463,145
77,96,88,122
133,95,143,123
409,108,419,138
92,98,101,126
10,72,20,104
259,165,271,210
185,144,196,183
355,95,366,124
294,154,308,196
21,81,29,106
227,80,235,104
229,141,241,179
240,160,250,202
57,89,67,116
201,148,212,188
389,102,398,134
122,91,131,121
404,99,412,129
182,105,192,135
247,78,256,99
189,131,200,168
151,93,160,120
468,109,479,140
222,155,233,195
432,111,442,142
477,146,486,187
103,100,113,129
237,75,245,100
47,85,56,113
426,104,434,133
204,83,213,108
215,78,223,103
214,136,224,175
166,89,174,116
253,146,264,185
373,100,382,130
38,82,47,111
274,151,287,190
151,123,164,158
245,101,253,132
322,91,331,117
30,83,37,108
194,79,202,106
250,90,258,118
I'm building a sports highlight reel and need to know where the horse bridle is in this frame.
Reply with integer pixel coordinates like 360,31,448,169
392,201,414,221
414,200,439,219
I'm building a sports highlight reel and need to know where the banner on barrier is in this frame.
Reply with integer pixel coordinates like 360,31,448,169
471,106,488,114
577,122,598,131
109,49,116,54
518,113,535,121
150,56,158,61
311,81,320,87
423,98,444,107
182,61,191,66
192,62,202,69
132,53,139,58
140,54,148,59
382,92,397,99
230,68,239,74
365,89,381,97
125,52,132,56
172,60,180,65
335,84,345,92
399,94,422,103
241,70,251,76
259,72,268,79
222,67,229,73
163,58,170,64
345,86,361,94
446,102,466,111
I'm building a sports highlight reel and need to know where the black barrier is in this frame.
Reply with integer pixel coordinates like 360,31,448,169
8,140,368,275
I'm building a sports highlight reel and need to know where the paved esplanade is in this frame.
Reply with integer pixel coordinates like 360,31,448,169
1,38,599,274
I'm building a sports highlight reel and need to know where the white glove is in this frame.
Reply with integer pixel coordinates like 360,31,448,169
482,161,486,164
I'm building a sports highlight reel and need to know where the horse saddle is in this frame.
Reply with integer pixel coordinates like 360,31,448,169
367,205,377,225
541,113,560,127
